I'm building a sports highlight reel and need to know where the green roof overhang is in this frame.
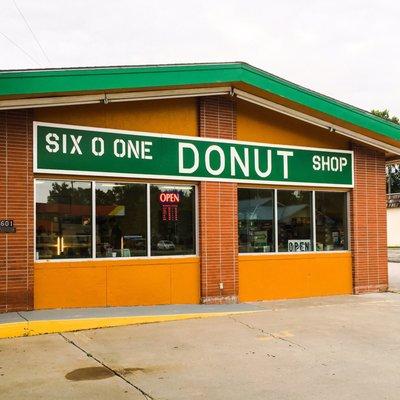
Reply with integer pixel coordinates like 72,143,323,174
1,62,399,142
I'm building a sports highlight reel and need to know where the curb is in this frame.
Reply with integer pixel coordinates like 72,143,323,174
0,310,260,339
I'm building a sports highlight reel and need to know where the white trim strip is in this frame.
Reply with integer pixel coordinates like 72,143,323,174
33,178,37,260
195,185,199,256
35,254,199,263
0,87,231,110
238,250,351,256
105,87,231,102
346,191,351,251
274,188,278,252
312,191,316,251
146,184,151,257
91,181,96,258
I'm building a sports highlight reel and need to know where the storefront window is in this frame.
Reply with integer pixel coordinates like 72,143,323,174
35,179,349,260
315,192,348,251
238,188,274,253
150,185,196,256
35,180,92,259
277,190,312,252
36,180,197,260
96,183,147,257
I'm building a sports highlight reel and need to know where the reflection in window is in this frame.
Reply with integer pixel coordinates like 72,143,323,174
150,185,195,256
35,180,92,259
315,192,347,251
96,183,147,257
238,189,274,253
277,190,312,252
387,164,400,195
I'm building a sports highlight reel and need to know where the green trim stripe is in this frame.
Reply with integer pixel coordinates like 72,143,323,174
1,62,400,142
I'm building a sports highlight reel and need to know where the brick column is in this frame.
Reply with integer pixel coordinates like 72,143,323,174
0,110,34,312
199,97,238,303
350,143,388,293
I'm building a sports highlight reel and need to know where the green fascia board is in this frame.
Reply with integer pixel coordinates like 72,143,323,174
1,62,400,142
0,63,240,95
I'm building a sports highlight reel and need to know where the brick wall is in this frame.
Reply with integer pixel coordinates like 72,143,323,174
0,110,34,312
198,97,239,303
351,143,388,293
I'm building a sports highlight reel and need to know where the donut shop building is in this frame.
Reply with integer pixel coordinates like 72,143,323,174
0,62,399,312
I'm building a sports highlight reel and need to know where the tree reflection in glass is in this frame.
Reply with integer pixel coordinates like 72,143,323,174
35,180,92,259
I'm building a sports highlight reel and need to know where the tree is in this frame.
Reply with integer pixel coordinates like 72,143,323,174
371,109,400,194
47,182,91,204
371,109,399,125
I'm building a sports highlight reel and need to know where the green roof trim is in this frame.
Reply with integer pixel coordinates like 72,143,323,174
1,62,400,142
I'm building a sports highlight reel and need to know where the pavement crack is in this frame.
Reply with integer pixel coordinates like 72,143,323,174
229,315,307,350
59,333,156,400
16,312,31,336
16,312,28,322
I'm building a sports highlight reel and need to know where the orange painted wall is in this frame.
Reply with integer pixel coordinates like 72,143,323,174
237,99,350,149
34,257,200,309
34,97,198,136
239,253,352,301
33,98,199,309
237,99,353,301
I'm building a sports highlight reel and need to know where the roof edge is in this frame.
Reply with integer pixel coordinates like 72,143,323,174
239,63,400,140
0,61,399,143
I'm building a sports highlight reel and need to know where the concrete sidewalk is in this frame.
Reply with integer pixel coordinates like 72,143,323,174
0,303,263,339
2,293,400,400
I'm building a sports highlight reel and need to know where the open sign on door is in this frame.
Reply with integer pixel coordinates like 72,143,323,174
288,239,311,252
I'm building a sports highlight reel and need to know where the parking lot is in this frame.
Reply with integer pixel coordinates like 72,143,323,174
2,293,400,399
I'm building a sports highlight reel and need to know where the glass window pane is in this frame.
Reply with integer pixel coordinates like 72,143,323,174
36,180,92,260
238,188,274,253
277,190,312,252
315,192,348,251
389,164,400,194
96,183,147,258
150,185,195,256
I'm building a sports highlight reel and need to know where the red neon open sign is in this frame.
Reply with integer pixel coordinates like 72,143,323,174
159,192,180,204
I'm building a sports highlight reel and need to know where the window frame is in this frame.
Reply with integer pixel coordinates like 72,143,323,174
239,187,350,255
34,178,199,262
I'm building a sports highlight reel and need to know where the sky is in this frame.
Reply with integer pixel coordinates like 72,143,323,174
1,0,399,116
